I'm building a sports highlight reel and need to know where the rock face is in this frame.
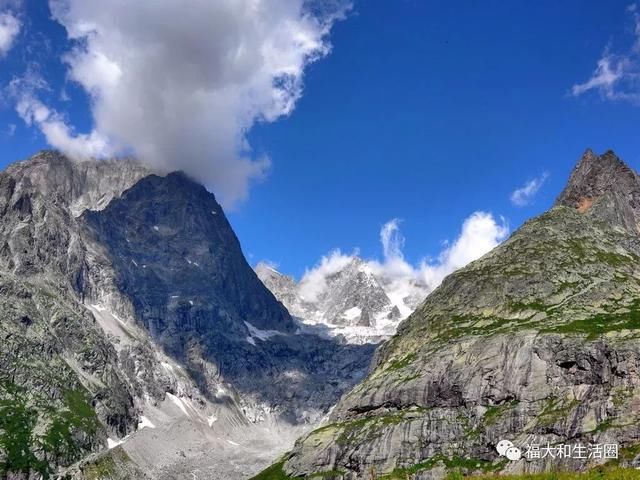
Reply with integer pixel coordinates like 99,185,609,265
273,150,640,479
0,151,374,479
256,258,423,344
82,171,373,421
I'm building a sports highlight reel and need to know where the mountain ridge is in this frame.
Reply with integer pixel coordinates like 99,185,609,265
262,149,640,479
256,256,420,344
0,150,375,479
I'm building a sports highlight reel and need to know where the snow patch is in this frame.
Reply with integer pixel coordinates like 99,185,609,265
342,306,361,321
246,336,256,346
244,321,282,342
138,416,156,429
107,438,124,449
208,415,218,427
227,440,240,446
153,225,159,231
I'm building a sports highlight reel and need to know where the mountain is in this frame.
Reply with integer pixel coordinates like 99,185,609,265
256,258,422,344
0,151,374,479
260,149,640,479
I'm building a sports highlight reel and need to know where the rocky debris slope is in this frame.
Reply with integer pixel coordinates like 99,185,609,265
0,151,151,478
0,151,374,479
256,258,420,344
83,171,374,423
267,149,640,479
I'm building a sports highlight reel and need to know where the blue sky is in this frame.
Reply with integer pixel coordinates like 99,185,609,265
1,1,640,280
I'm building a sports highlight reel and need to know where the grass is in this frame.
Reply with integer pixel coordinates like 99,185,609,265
335,410,417,445
466,467,640,480
0,380,101,479
483,400,519,426
378,455,507,480
386,353,417,371
542,307,640,340
81,450,122,480
250,460,300,480
537,397,580,427
253,451,640,480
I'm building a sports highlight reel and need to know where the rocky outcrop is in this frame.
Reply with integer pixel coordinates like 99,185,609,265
0,151,374,479
270,149,640,479
82,171,374,420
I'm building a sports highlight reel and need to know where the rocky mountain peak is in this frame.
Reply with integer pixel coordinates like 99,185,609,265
555,149,640,231
256,255,423,344
272,148,640,479
4,150,151,216
0,151,375,479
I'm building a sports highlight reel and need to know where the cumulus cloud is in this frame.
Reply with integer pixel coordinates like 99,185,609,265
0,11,20,56
299,249,355,302
297,212,509,311
415,212,509,290
16,94,112,158
571,4,640,104
20,0,349,206
510,172,549,207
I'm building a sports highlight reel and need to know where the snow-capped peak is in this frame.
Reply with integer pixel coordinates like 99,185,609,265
256,256,426,344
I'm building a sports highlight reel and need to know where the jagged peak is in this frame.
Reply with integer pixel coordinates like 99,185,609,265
556,149,637,204
4,150,152,216
555,148,640,231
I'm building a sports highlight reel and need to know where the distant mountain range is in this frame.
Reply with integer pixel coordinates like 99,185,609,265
256,257,426,344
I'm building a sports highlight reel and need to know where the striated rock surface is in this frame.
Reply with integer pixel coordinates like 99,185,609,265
268,149,640,479
0,151,374,479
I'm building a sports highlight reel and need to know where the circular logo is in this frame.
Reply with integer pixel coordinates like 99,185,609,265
506,447,522,461
496,439,514,456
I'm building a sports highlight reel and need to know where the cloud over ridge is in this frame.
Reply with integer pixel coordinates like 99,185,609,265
298,212,509,309
18,0,349,206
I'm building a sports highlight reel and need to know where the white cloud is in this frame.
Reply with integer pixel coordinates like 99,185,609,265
571,5,640,104
415,212,509,290
29,0,350,206
299,249,355,302
380,218,405,260
510,172,549,207
15,94,112,159
298,212,509,307
0,11,20,56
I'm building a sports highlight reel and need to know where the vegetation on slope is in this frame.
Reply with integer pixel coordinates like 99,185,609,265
0,380,100,479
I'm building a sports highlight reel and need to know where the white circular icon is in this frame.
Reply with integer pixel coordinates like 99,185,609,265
505,447,522,461
496,439,514,456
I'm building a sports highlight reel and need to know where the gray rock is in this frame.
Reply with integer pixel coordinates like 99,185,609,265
0,151,374,479
277,149,640,479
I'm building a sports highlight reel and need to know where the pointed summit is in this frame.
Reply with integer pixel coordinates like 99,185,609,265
556,149,640,232
273,148,640,479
